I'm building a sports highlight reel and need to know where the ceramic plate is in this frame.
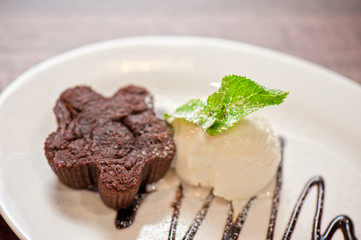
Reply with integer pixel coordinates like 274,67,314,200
0,36,360,240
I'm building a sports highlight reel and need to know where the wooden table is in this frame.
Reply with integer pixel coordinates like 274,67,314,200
1,0,360,239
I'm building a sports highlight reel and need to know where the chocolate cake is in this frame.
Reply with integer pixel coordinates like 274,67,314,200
44,85,176,209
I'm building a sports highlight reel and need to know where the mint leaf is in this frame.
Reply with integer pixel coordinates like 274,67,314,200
165,75,289,136
164,99,205,125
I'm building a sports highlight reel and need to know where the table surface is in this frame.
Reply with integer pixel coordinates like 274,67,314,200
1,0,360,239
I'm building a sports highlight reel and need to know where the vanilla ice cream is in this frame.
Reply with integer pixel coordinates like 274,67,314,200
172,115,281,201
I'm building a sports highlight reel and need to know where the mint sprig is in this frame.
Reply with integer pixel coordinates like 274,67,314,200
165,75,289,136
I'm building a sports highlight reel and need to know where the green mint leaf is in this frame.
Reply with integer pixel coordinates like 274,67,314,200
165,75,289,136
164,99,206,125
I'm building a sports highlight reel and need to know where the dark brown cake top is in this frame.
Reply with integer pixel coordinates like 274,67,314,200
44,85,175,208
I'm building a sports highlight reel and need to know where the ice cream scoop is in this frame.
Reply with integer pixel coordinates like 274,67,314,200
172,114,281,201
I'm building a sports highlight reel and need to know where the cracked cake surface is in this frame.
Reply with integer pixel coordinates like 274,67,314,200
44,85,176,209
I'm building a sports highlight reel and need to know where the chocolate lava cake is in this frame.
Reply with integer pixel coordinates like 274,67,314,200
44,85,176,209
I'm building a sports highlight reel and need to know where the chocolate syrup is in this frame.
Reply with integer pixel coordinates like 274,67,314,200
266,137,284,240
183,191,215,239
267,138,357,240
168,184,184,240
222,197,256,240
115,186,147,229
282,176,357,240
168,185,214,240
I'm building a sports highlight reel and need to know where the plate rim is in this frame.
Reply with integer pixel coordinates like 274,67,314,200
1,35,360,107
1,35,361,240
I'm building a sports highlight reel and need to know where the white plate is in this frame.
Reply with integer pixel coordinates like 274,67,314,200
0,36,360,240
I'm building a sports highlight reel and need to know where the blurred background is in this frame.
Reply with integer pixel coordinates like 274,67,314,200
1,0,361,92
0,0,360,238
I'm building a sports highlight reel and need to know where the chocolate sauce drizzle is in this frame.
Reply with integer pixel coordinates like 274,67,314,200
168,184,184,240
182,190,215,239
115,186,147,229
266,137,285,240
222,197,256,240
282,176,357,240
167,184,215,240
267,138,357,240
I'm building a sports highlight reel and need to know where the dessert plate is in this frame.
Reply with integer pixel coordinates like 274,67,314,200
0,36,360,240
